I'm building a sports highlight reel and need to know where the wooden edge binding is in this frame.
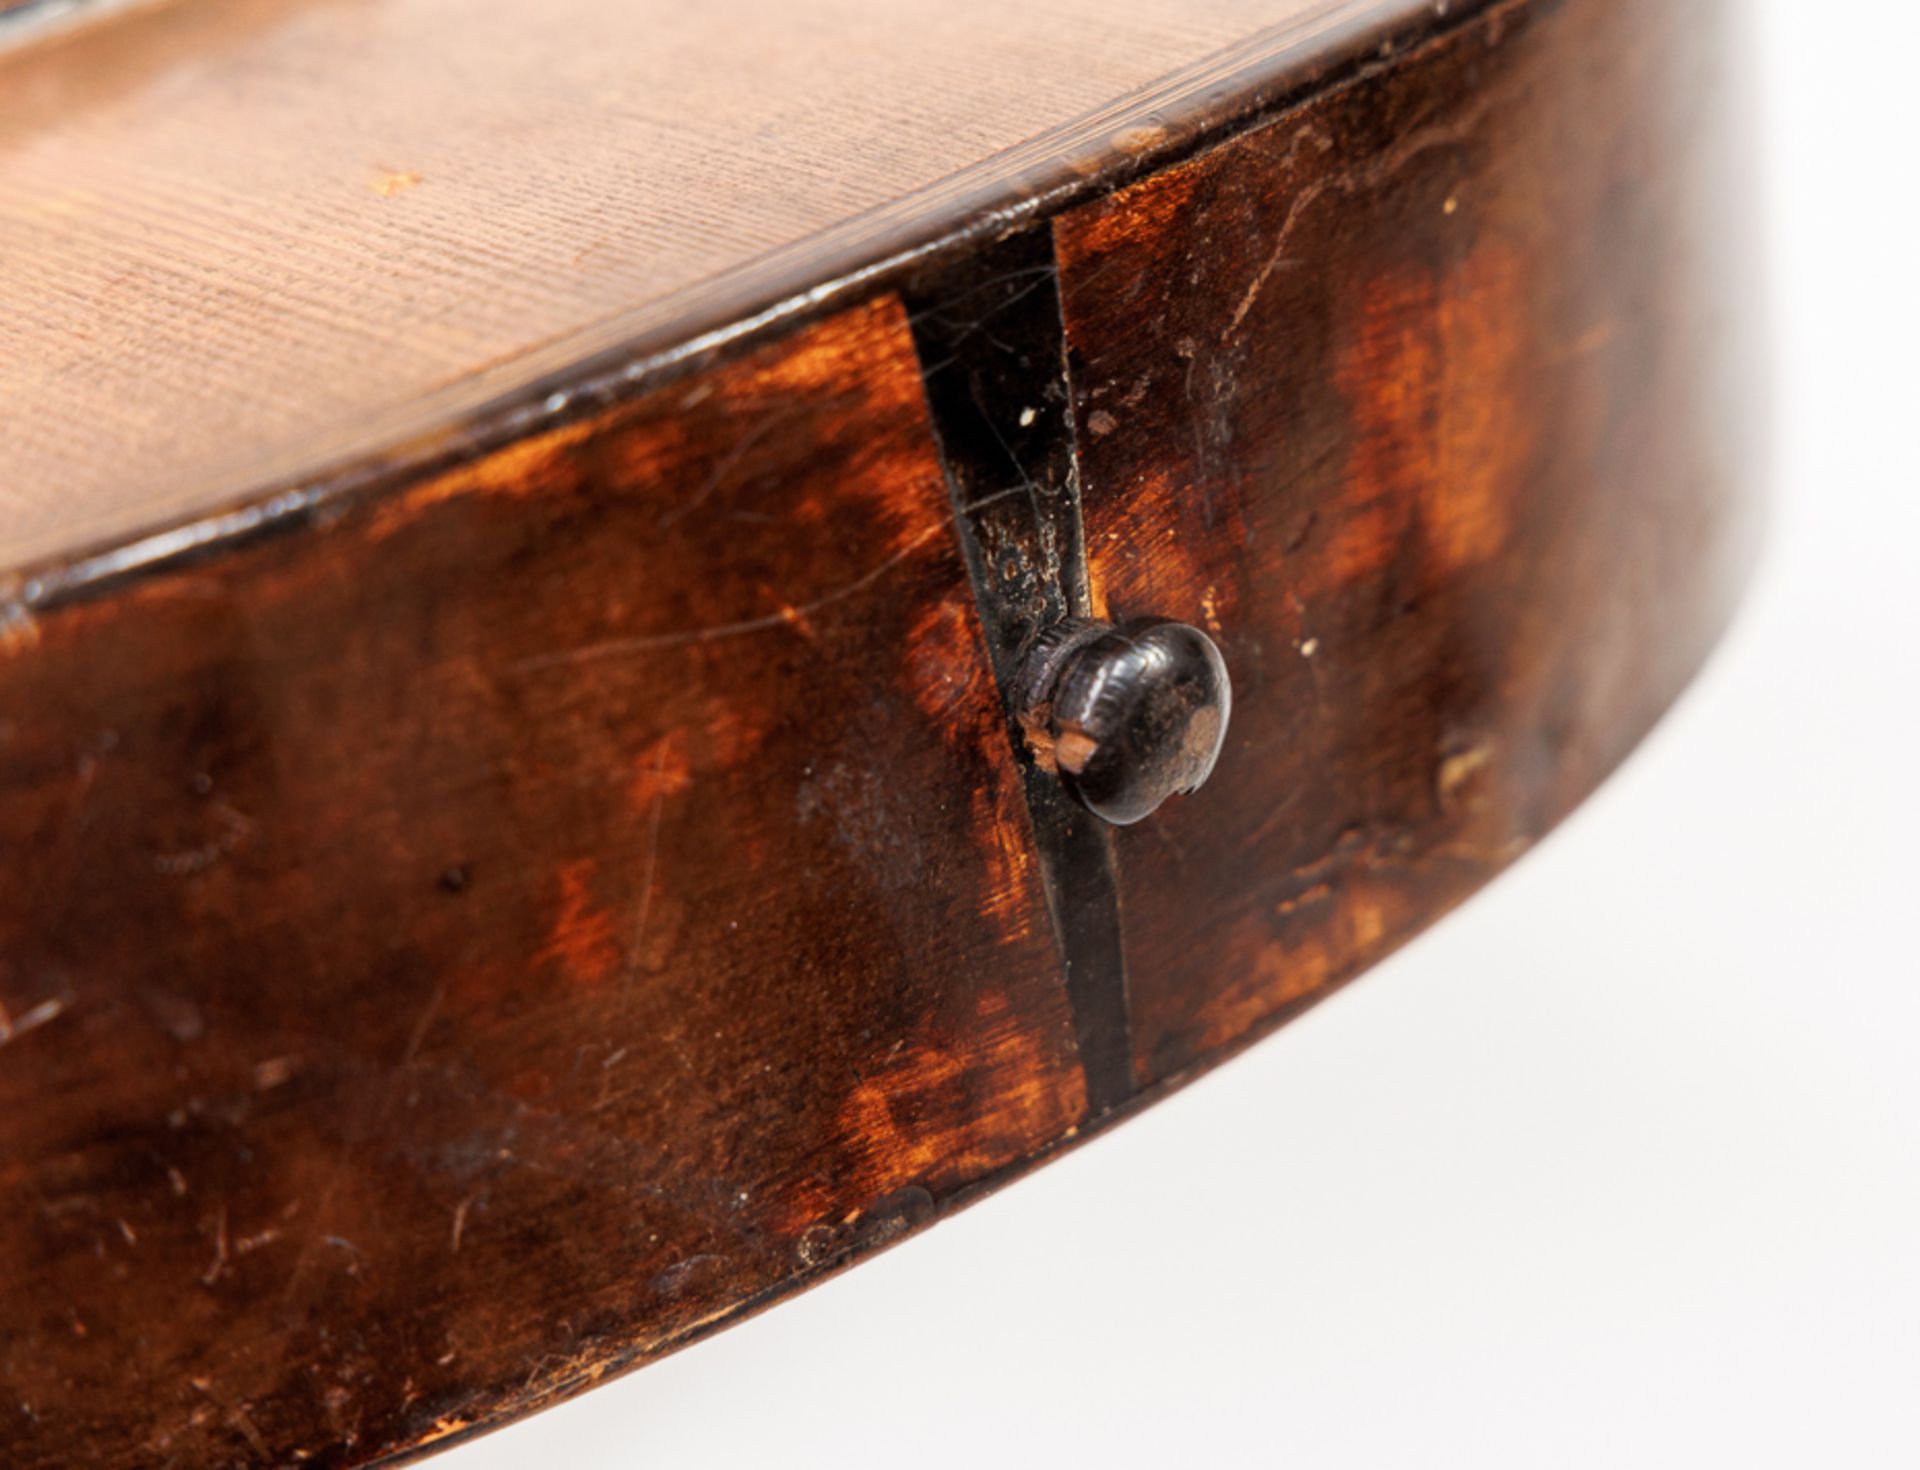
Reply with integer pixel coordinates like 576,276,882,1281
0,0,1760,1461
903,228,1135,1117
2,0,1485,605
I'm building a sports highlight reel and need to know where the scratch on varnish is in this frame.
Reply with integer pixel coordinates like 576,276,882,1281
0,992,68,1047
510,521,942,674
398,978,448,1073
659,414,785,527
189,1376,269,1458
757,584,819,641
200,1207,229,1286
620,742,671,1004
593,1045,630,1111
151,802,255,877
1221,106,1493,344
275,976,444,1306
450,1194,478,1253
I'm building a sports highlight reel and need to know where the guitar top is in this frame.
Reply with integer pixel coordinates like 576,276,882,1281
5,0,1349,567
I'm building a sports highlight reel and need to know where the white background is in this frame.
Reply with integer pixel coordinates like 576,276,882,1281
454,3,1919,1463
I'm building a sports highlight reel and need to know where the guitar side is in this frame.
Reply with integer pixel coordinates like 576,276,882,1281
0,0,1758,1463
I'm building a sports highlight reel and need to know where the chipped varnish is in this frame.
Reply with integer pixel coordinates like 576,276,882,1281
0,0,1756,1463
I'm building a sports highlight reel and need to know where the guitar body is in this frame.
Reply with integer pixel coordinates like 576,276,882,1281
0,0,1757,1463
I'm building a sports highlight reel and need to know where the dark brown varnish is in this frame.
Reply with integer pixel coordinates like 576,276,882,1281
905,229,1134,1116
1055,0,1757,1086
0,0,1757,1464
0,301,1087,1462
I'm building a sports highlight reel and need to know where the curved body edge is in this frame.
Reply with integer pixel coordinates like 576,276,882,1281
0,0,1759,1463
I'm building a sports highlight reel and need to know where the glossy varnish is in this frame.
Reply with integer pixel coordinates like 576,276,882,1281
1056,0,1757,1083
0,0,1757,1463
1,297,1089,1461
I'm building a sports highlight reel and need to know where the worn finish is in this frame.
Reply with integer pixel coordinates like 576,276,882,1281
0,299,1086,1465
0,0,1757,1463
904,229,1135,1114
1056,0,1757,1085
0,0,1433,569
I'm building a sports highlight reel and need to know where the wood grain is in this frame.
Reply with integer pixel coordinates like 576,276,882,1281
0,0,1418,570
1055,0,1759,1086
0,0,1758,1462
0,298,1084,1466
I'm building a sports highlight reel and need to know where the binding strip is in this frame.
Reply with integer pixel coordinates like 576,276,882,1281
904,226,1134,1117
